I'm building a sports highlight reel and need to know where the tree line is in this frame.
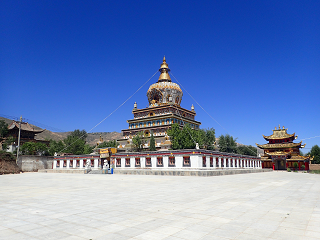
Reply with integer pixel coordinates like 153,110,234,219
130,123,258,156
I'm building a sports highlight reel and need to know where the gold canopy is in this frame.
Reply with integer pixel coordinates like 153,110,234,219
158,56,172,82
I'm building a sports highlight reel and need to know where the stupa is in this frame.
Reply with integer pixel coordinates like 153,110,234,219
117,57,201,151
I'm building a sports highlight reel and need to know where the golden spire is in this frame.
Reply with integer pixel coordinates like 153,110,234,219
158,56,171,82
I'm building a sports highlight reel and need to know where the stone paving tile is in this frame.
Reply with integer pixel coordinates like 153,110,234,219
1,172,320,239
172,229,208,239
133,230,170,240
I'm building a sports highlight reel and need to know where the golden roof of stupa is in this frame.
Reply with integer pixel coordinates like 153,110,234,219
158,56,171,82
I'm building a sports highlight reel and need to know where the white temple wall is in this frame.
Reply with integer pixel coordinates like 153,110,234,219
52,152,262,170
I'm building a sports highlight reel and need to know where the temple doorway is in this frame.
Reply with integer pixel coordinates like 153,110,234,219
275,159,286,170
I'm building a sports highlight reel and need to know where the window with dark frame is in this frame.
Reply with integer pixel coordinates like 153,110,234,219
146,157,151,167
216,157,219,167
125,158,130,167
135,158,141,167
210,157,213,167
63,160,67,167
183,156,190,167
76,160,80,167
169,156,175,167
69,160,73,167
116,158,121,167
157,157,163,167
203,156,206,167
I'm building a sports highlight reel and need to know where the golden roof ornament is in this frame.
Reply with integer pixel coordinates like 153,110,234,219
158,56,171,82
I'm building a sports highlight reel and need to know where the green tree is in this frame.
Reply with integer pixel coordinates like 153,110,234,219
149,131,156,151
132,132,145,152
203,128,216,150
0,120,8,139
308,145,320,164
167,123,182,150
1,136,15,151
0,120,9,150
167,123,215,150
20,142,48,155
218,134,237,153
83,144,94,154
48,140,66,156
63,129,88,155
97,140,119,148
237,145,257,156
181,124,196,149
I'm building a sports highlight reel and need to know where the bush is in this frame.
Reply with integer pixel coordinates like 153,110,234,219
301,164,305,169
287,168,291,172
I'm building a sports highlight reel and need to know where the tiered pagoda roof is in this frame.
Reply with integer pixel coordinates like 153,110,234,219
262,125,296,141
8,121,44,134
256,141,305,149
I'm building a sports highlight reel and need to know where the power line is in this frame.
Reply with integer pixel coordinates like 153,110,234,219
170,72,257,156
58,70,158,154
0,114,66,132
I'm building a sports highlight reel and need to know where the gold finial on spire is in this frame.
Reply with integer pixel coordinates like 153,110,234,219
158,56,171,82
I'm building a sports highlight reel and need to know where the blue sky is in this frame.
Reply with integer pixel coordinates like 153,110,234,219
1,1,319,153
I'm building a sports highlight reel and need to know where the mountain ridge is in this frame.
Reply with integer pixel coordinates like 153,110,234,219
0,117,122,146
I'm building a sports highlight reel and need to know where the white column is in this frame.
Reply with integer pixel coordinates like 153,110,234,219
219,157,222,168
141,157,145,168
53,160,57,169
94,159,99,169
67,160,70,168
213,157,216,168
206,156,210,168
164,156,168,168
233,158,235,168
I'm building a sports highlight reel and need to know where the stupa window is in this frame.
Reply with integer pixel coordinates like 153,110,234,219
146,157,151,167
125,158,130,167
135,158,141,167
116,158,121,167
183,156,190,167
169,156,175,167
202,157,206,167
157,157,163,167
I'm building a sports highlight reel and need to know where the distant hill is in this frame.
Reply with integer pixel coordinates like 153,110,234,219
0,117,122,146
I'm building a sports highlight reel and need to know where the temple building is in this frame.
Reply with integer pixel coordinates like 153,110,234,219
5,120,49,152
117,57,201,151
256,125,311,170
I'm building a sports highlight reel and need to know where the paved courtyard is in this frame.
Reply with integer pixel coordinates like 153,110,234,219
0,172,320,240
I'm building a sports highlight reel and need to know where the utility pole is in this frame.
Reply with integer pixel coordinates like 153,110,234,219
16,116,22,162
